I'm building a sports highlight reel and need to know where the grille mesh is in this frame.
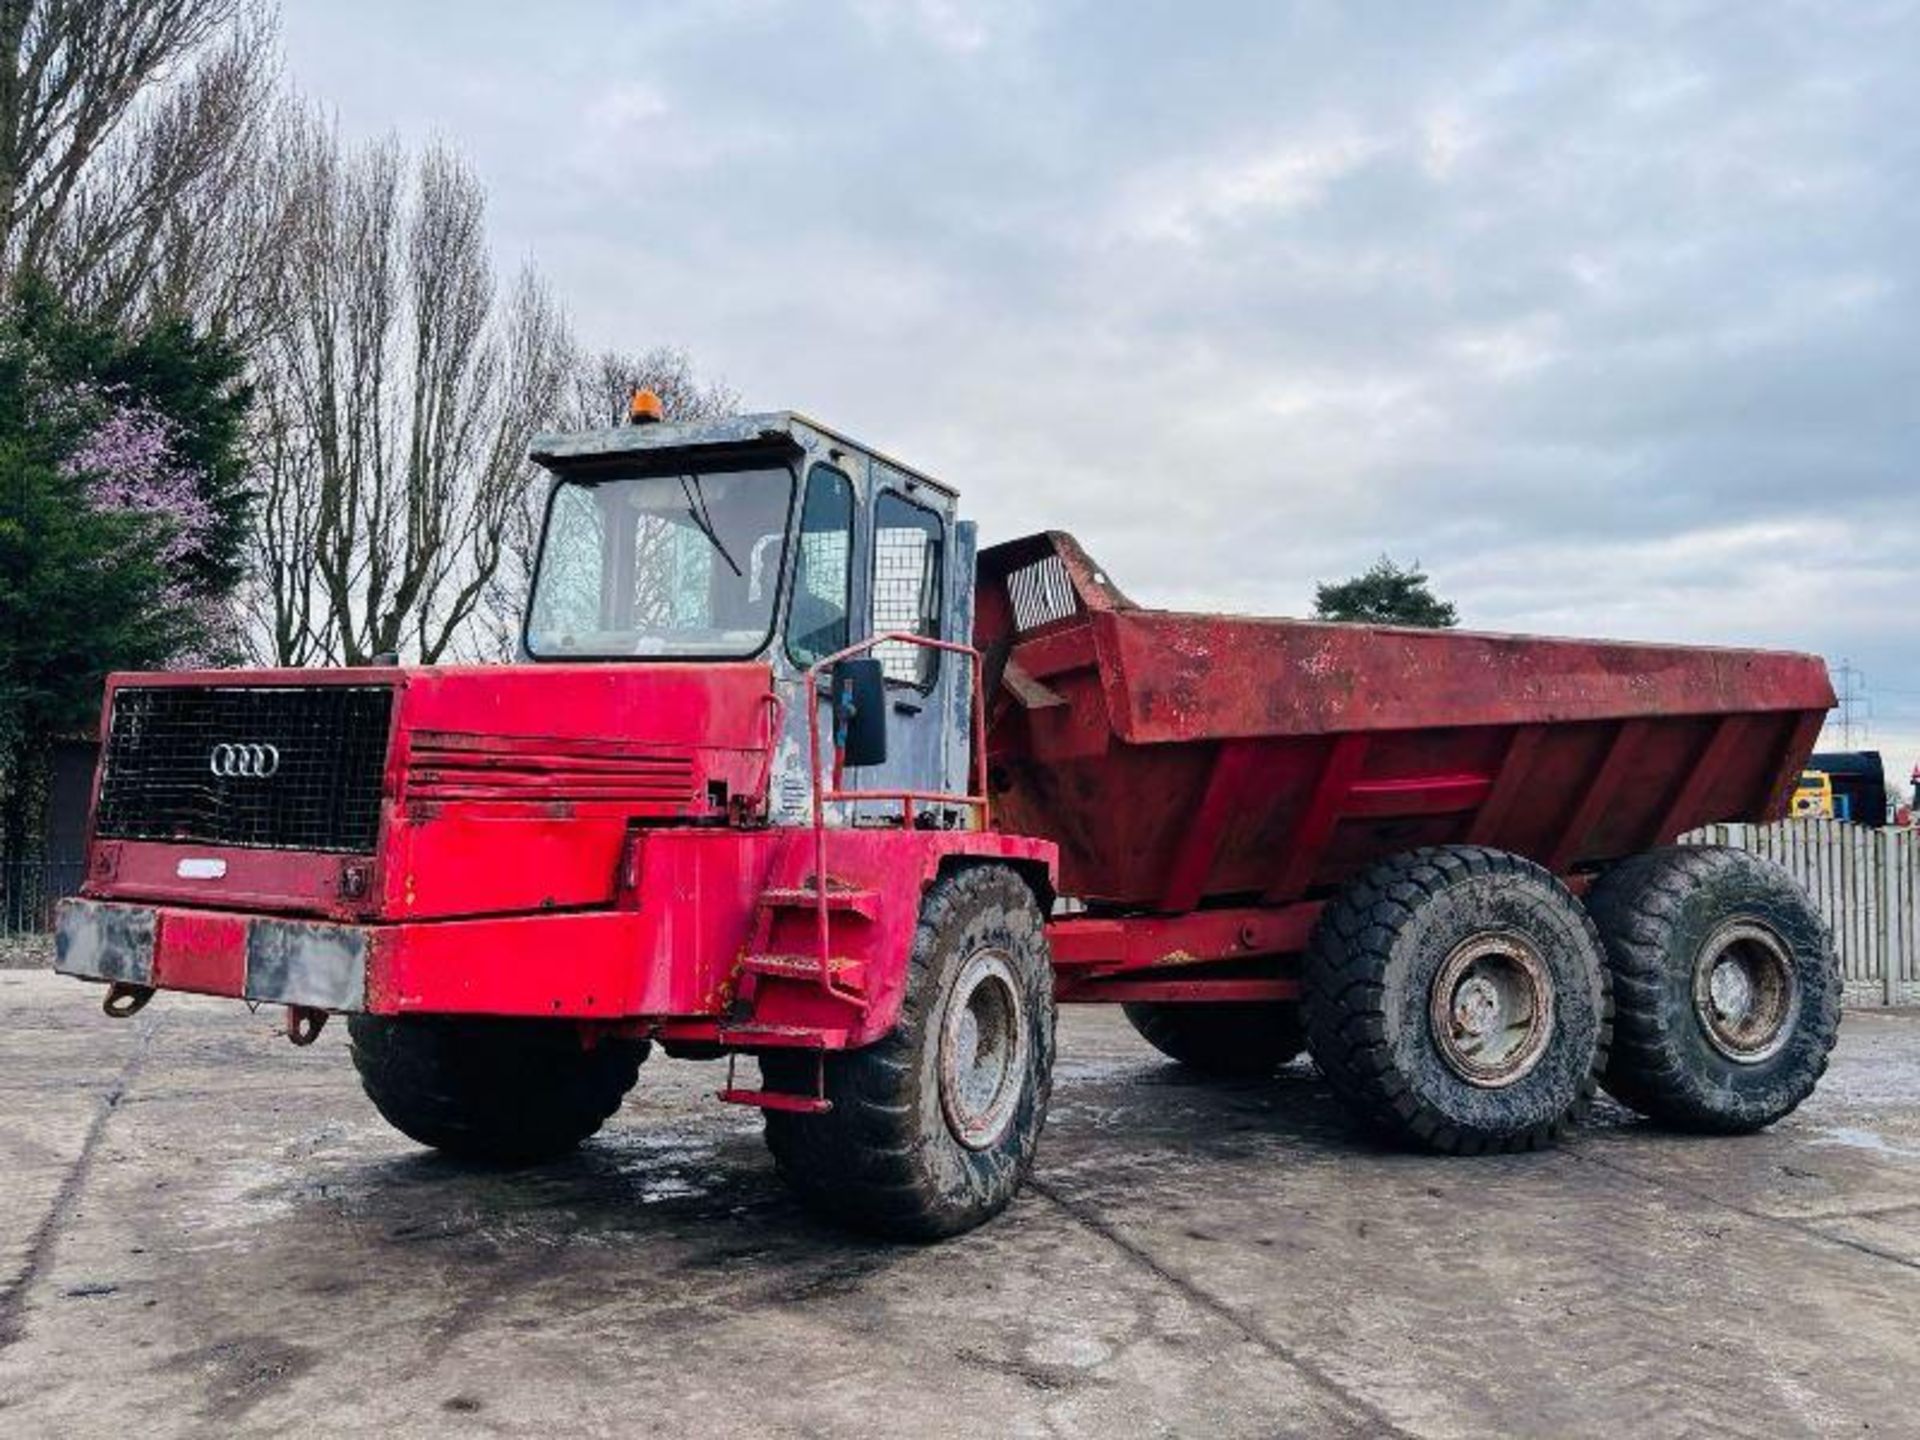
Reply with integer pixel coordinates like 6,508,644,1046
406,733,696,805
1006,552,1080,633
95,686,394,853
873,499,943,688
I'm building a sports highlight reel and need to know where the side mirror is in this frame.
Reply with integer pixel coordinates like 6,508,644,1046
831,657,888,768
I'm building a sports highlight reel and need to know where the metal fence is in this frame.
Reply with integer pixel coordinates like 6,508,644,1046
0,861,86,938
1684,820,1919,1007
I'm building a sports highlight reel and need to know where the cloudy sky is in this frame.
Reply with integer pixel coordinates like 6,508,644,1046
283,1,1919,780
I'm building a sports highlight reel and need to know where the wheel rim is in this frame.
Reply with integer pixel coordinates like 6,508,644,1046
1429,932,1556,1088
1692,921,1799,1064
939,948,1028,1150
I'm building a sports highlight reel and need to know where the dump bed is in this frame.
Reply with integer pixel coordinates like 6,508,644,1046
976,533,1835,912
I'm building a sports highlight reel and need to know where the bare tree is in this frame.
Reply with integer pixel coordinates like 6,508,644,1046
567,345,739,430
0,0,275,328
41,21,284,340
240,125,578,666
241,350,329,665
4,3,740,668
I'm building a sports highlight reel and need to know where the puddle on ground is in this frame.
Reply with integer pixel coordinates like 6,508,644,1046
587,1123,756,1205
1051,1055,1158,1085
169,1113,767,1248
1807,1126,1920,1162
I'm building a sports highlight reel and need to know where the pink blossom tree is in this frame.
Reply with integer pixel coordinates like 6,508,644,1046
60,388,226,668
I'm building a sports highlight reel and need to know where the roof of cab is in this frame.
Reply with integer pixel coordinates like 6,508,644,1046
528,410,957,497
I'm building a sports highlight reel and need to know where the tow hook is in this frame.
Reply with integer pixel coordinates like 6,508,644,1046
102,982,154,1019
285,1006,329,1046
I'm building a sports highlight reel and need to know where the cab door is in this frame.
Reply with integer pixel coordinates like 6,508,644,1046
781,458,860,818
863,481,964,815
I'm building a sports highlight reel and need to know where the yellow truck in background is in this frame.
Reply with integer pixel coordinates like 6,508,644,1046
1792,770,1836,819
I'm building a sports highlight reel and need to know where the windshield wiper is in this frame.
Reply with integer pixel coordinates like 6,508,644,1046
680,473,743,578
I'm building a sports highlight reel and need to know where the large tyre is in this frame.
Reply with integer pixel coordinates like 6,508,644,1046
348,1015,647,1164
1586,845,1841,1133
1122,1000,1306,1076
761,865,1055,1240
1303,845,1611,1154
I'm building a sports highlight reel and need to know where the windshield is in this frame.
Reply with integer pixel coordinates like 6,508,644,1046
526,466,795,659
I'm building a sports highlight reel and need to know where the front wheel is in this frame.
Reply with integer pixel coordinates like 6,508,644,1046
761,865,1055,1240
348,1015,647,1164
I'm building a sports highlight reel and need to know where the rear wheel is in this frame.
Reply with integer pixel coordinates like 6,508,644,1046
1303,845,1610,1153
348,1015,647,1164
761,865,1055,1240
1122,1000,1306,1076
1586,846,1841,1132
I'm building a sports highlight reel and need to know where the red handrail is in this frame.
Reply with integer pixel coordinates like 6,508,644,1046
800,632,991,1000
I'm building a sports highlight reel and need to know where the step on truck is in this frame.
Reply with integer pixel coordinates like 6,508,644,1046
56,400,1842,1239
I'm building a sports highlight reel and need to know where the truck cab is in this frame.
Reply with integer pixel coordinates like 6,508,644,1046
57,403,1058,1240
524,409,977,822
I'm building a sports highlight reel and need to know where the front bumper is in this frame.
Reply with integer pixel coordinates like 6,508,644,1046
52,898,672,1018
57,898,368,1010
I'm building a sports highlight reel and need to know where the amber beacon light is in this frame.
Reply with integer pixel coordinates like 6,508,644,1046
628,388,664,424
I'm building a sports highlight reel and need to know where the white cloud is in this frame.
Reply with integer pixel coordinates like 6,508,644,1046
1125,128,1384,244
851,0,1011,53
1419,105,1481,180
587,82,669,129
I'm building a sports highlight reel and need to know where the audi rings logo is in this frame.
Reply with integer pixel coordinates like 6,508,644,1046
208,742,281,779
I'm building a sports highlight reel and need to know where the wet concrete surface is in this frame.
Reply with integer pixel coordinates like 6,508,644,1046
4,963,1920,1438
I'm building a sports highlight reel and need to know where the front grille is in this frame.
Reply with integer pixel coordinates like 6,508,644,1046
95,686,395,853
406,732,697,805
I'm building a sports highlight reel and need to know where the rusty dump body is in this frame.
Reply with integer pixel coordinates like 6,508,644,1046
977,532,1835,918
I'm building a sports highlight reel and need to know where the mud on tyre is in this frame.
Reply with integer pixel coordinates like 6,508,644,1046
1123,1000,1306,1077
1585,845,1841,1133
1303,845,1611,1154
349,1015,647,1164
761,864,1055,1241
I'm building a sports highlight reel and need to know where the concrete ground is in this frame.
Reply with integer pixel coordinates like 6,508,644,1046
4,961,1920,1439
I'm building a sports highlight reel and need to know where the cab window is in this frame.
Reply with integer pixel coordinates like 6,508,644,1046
872,491,944,688
526,466,792,659
788,465,854,666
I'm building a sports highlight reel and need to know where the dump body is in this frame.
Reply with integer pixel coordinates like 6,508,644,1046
978,533,1836,912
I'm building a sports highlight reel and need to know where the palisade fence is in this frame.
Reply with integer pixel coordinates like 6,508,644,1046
1683,820,1919,1008
0,862,86,939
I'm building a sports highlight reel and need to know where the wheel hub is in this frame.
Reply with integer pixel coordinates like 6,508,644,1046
1453,976,1502,1038
1692,921,1798,1064
939,949,1028,1150
1429,933,1555,1088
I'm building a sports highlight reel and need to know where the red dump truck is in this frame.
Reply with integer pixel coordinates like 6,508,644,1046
55,404,1841,1238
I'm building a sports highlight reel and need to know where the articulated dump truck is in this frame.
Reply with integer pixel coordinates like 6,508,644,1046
56,404,1840,1239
